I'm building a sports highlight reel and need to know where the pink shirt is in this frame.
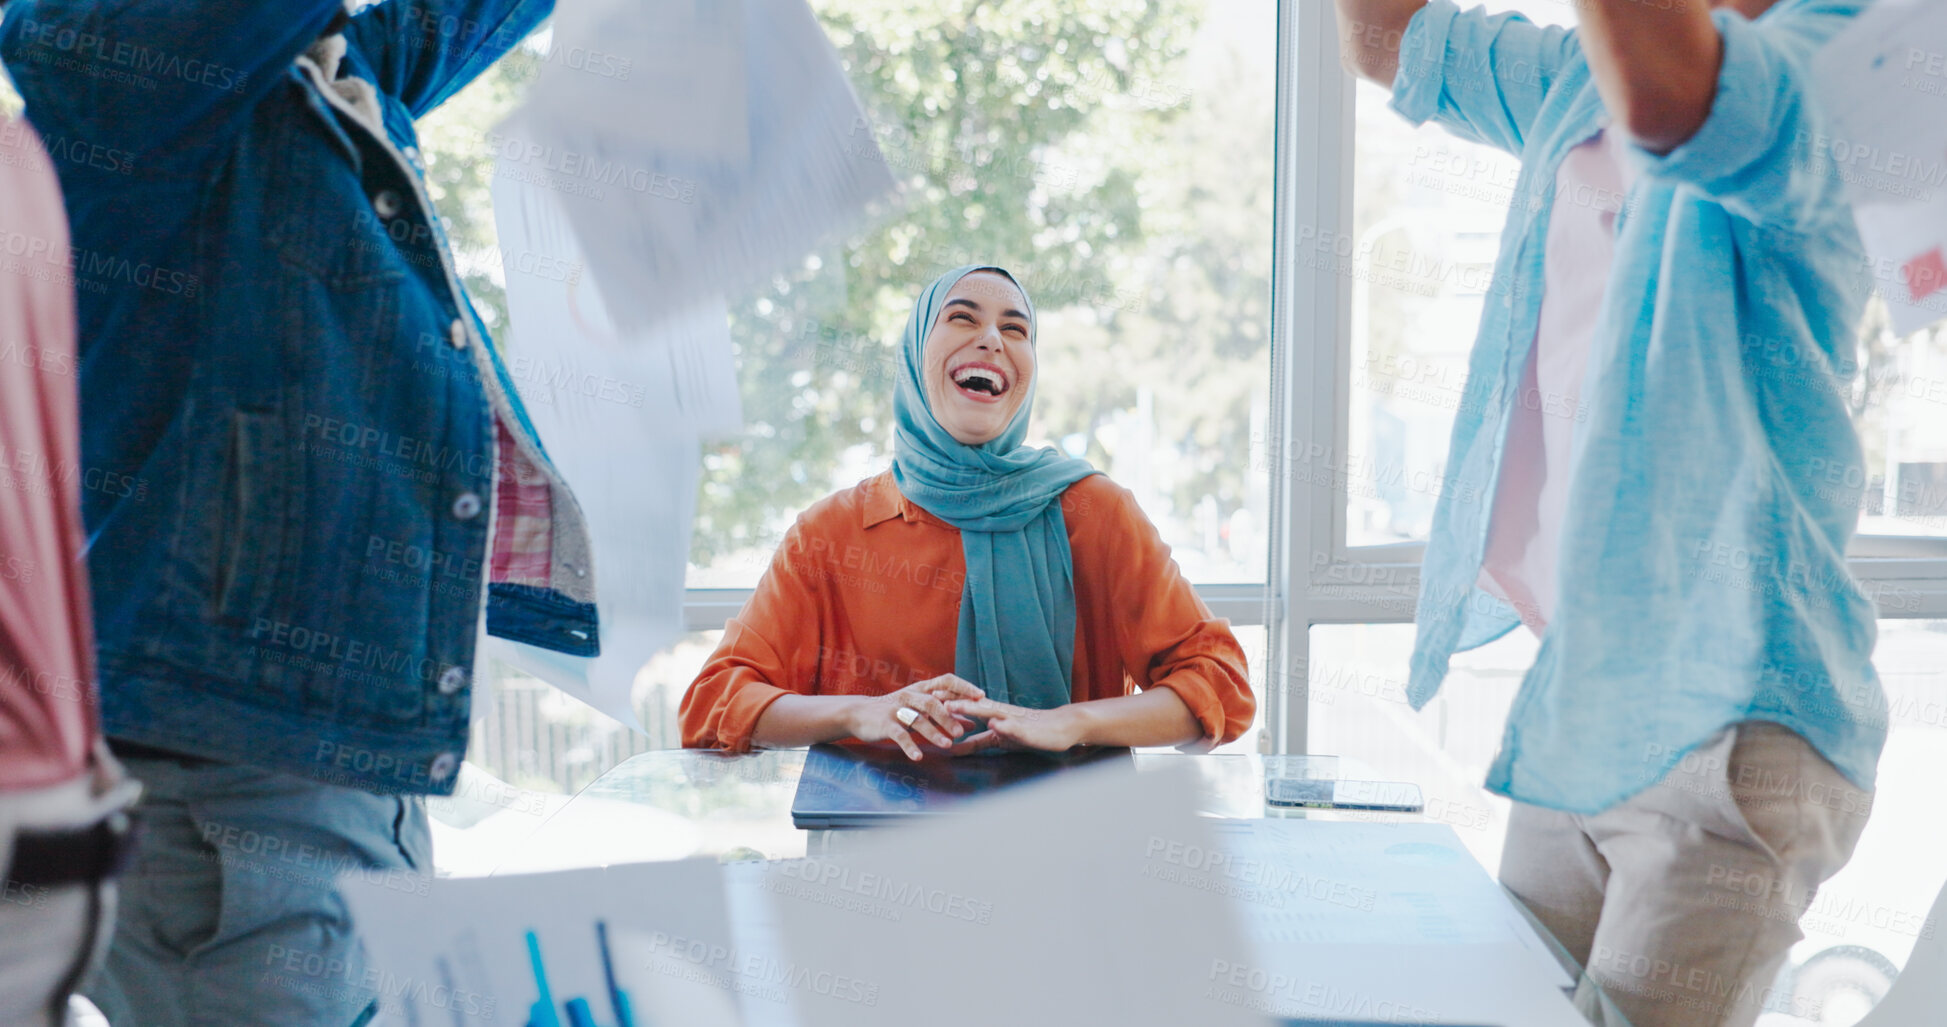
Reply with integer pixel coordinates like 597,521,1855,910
0,113,98,790
1479,130,1635,635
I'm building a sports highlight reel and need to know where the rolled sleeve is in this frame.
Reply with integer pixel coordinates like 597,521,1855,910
1084,476,1255,748
346,0,556,119
1389,0,1578,156
685,674,791,752
1389,0,1463,127
1629,5,1865,231
1149,628,1255,751
678,517,826,750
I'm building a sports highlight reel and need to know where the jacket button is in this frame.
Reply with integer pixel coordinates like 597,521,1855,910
451,492,483,520
448,318,467,350
429,752,459,782
437,665,469,695
374,189,403,218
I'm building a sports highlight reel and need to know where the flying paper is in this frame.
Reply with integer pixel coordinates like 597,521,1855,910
498,0,899,334
1813,0,1947,334
481,168,722,730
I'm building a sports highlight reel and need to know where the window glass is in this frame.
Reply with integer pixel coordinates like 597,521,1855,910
1854,314,1947,538
1346,2,1947,547
1347,1,1571,546
676,0,1278,586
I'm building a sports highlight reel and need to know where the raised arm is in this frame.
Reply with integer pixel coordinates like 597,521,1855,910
343,0,554,120
1349,1,1581,157
1574,1,1727,154
1333,0,1429,87
1615,1,1870,230
0,0,346,161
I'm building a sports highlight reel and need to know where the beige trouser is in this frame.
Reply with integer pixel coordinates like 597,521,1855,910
1499,721,1871,1027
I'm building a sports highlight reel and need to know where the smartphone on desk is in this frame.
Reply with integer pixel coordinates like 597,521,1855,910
1265,778,1424,813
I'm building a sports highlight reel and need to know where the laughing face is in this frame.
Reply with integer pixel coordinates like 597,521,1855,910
921,270,1035,446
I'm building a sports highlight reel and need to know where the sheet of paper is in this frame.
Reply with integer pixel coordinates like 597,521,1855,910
341,860,741,1027
755,761,1266,1027
1812,0,1947,334
500,0,899,333
481,170,718,730
1202,819,1585,1025
1210,818,1575,983
535,1,750,165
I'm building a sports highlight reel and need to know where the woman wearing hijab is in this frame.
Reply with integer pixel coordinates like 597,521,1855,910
681,266,1254,758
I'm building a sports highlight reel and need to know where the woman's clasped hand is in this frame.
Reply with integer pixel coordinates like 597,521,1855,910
845,677,1086,759
845,676,983,759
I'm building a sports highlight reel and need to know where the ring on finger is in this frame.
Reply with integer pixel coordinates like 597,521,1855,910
894,706,921,727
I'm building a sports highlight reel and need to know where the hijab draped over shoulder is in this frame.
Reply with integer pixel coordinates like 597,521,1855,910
890,265,1099,709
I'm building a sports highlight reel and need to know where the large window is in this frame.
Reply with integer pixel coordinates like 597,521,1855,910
1347,1,1566,547
408,2,1279,784
683,1,1276,589
378,0,1947,781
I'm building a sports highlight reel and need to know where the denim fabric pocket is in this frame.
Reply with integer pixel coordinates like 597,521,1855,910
209,409,290,629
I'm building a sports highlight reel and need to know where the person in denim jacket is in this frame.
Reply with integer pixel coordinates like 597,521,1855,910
1333,3,1883,1027
1,1,596,1022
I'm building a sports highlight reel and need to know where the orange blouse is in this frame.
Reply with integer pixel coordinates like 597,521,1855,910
680,470,1255,751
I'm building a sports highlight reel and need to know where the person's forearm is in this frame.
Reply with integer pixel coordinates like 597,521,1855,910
0,0,347,157
748,694,866,749
1576,1,1724,153
1064,687,1203,749
1332,0,1429,87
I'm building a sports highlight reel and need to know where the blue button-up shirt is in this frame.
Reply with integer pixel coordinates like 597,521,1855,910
1395,0,1888,813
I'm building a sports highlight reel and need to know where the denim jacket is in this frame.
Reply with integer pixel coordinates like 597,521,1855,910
1,0,598,794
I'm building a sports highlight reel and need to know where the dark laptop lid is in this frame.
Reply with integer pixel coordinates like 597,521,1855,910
790,743,1132,829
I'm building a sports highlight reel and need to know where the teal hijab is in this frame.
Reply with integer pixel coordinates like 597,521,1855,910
892,265,1099,709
